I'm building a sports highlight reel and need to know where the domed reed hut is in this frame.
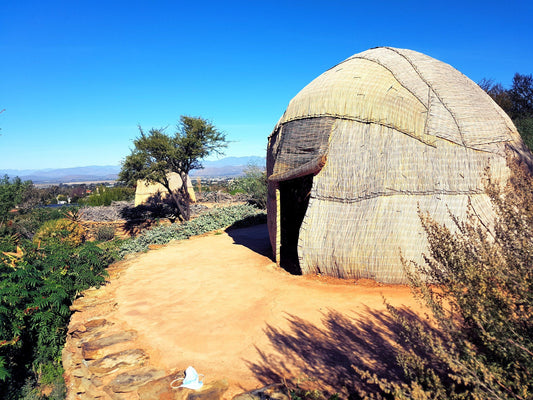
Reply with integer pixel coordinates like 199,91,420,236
267,47,532,284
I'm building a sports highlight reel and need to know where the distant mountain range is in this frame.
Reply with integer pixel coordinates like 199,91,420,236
0,156,266,184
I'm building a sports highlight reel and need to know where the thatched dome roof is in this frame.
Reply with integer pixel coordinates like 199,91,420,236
267,47,532,283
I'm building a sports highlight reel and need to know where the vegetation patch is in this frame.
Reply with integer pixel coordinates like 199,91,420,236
95,225,116,241
33,218,86,247
0,239,113,398
119,204,266,256
229,165,267,209
78,186,134,207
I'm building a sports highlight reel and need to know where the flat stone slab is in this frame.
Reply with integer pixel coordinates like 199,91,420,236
88,348,148,376
105,367,166,393
69,318,112,339
137,374,229,400
81,331,137,360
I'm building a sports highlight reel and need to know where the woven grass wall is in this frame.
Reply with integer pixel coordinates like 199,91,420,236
267,47,532,284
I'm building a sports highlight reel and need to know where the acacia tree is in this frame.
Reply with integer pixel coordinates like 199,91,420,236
119,116,226,221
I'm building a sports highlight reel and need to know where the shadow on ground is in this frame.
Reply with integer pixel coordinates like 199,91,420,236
226,223,273,259
225,222,301,275
245,307,432,398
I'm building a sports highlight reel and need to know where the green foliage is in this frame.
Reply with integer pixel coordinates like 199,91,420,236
0,357,10,381
515,117,533,151
95,238,125,262
230,165,267,209
509,73,533,120
0,239,111,398
27,207,66,226
38,362,64,386
0,175,32,226
95,225,116,241
362,159,533,399
33,218,85,247
119,115,227,221
480,73,533,149
1,206,72,240
119,204,266,256
78,186,134,206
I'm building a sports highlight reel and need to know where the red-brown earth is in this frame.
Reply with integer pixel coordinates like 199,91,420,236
64,224,426,399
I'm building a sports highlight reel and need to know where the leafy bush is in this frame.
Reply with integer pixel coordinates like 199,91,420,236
0,175,32,227
1,206,78,240
119,204,266,256
360,159,533,399
33,218,85,247
516,117,533,151
230,165,267,209
95,225,116,241
95,237,126,262
0,240,111,398
78,186,135,207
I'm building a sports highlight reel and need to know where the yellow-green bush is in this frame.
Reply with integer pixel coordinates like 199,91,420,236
33,218,85,247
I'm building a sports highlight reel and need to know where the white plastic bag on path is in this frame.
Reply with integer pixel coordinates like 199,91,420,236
170,366,204,390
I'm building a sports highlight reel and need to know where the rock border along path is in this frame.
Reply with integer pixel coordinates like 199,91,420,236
63,224,422,399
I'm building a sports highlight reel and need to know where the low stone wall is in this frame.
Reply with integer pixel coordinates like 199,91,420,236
80,219,172,241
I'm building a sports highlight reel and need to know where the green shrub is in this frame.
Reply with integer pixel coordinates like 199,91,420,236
96,237,125,262
360,159,533,399
0,240,111,398
95,225,116,241
230,165,267,209
79,186,134,207
33,218,85,247
0,175,32,227
119,204,266,256
516,117,533,151
5,207,72,239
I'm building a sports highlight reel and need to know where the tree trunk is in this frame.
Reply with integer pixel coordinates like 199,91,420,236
169,189,187,222
161,173,191,222
160,181,186,222
178,172,191,221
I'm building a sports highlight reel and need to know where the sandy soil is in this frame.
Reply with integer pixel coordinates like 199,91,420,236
112,224,425,398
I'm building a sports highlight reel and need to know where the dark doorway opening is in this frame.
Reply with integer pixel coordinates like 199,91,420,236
279,174,313,275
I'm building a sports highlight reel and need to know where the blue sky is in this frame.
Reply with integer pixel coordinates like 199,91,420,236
1,0,532,170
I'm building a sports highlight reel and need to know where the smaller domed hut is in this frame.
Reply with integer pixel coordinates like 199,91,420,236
134,172,196,207
267,47,532,284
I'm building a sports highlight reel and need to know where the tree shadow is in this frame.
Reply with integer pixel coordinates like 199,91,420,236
119,194,178,235
245,307,433,398
225,223,273,259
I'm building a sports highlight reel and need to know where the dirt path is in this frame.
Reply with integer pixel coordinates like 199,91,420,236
64,224,425,399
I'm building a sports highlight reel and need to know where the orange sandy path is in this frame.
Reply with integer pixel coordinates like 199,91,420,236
113,224,423,398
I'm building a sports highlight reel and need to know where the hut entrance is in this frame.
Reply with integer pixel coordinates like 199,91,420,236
279,174,314,275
